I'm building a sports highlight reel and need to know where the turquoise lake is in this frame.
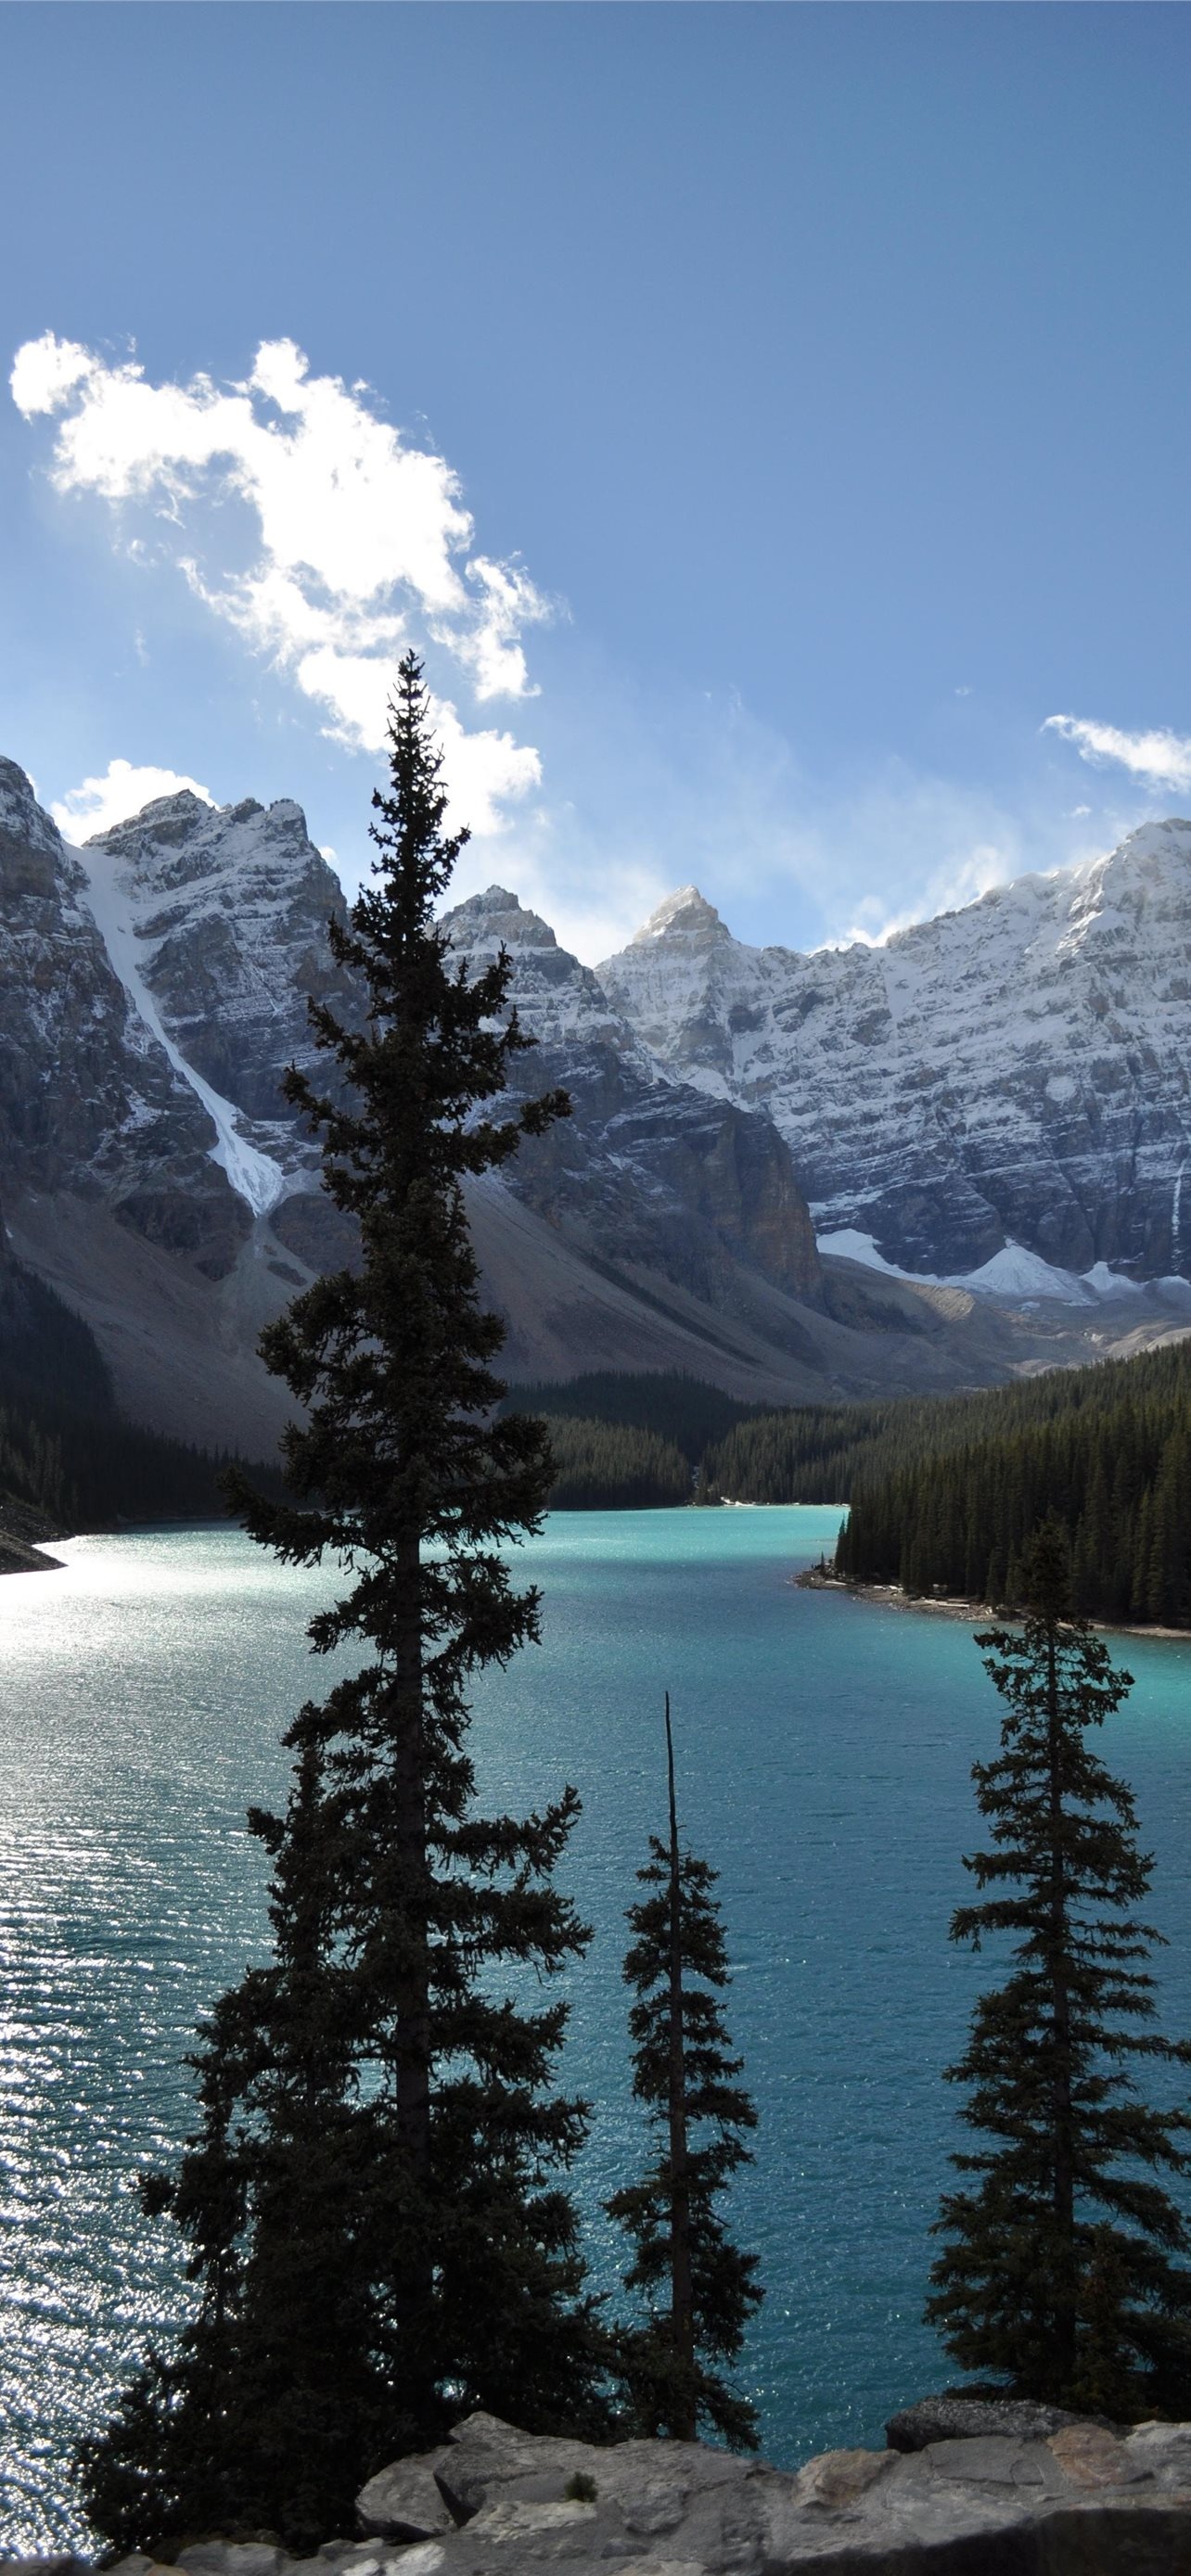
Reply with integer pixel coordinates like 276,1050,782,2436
2,1505,1191,2549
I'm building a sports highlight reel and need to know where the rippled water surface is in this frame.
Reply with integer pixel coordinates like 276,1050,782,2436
3,1510,1191,2547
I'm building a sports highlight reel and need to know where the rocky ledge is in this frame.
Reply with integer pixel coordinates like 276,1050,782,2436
29,2403,1177,2576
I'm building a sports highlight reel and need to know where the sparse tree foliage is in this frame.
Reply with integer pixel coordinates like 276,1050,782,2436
928,1518,1191,2416
608,1695,761,2446
83,654,609,2552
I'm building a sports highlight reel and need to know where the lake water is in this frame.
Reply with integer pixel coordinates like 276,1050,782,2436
2,1508,1191,2550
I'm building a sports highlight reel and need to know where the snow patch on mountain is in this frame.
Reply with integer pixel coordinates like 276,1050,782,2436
75,838,289,1217
819,1228,1166,1307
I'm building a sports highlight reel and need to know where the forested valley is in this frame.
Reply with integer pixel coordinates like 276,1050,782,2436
517,1346,1191,1626
15,1269,1191,1626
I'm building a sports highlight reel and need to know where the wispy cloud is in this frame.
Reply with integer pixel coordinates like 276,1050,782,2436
11,332,547,832
1044,711,1191,792
839,839,1016,947
52,758,213,841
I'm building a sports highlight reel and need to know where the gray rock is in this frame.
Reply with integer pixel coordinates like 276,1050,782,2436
354,2450,455,2543
431,2413,604,2523
340,2413,1191,2573
298,2550,412,2575
885,2393,1085,2452
1123,2418,1191,2492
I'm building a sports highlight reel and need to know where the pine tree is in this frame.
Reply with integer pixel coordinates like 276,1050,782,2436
83,653,610,2553
607,1695,762,2448
927,1516,1191,2416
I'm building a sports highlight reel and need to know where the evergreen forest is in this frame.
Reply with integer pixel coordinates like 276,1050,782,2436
829,1339,1191,1622
544,1415,692,1509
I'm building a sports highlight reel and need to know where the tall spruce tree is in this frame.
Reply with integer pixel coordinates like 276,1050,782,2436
83,654,609,2554
927,1516,1191,2417
607,1696,762,2447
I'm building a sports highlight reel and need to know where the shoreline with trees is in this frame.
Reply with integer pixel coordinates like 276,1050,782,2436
797,1562,1191,1645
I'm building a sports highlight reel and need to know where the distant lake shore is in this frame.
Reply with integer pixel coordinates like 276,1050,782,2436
797,1563,1191,1643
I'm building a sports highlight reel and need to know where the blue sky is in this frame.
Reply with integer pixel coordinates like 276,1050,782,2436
3,2,1191,961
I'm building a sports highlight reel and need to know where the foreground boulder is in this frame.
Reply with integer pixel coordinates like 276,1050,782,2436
94,2406,1191,2574
355,2452,455,2544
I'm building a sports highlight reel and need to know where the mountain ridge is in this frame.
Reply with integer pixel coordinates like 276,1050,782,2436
600,820,1191,1282
2,751,1189,1453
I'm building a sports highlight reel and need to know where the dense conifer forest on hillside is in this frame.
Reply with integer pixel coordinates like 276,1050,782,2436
833,1339,1191,1624
544,1415,692,1509
512,1371,763,1460
510,1373,762,1508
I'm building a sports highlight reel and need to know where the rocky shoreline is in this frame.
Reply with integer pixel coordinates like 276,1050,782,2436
0,1498,66,1575
10,2403,1191,2576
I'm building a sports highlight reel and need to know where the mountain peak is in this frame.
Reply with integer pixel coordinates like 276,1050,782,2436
85,788,216,846
442,885,560,952
631,886,731,947
0,757,62,861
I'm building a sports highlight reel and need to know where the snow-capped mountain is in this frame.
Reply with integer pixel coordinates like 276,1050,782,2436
599,824,1191,1282
0,758,249,1274
0,765,836,1437
81,788,358,1208
442,885,647,1062
3,750,1189,1450
441,886,824,1312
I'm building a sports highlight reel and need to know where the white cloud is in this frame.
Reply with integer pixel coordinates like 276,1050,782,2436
11,332,547,831
10,331,96,415
452,557,550,701
1044,711,1191,791
52,759,214,842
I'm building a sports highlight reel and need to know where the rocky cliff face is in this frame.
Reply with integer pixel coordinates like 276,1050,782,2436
0,759,250,1279
5,746,1190,1446
599,826,1191,1282
83,788,358,1169
442,888,825,1311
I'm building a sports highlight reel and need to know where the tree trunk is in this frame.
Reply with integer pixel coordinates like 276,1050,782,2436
1045,1616,1076,2391
391,1523,433,2366
665,1694,696,2439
